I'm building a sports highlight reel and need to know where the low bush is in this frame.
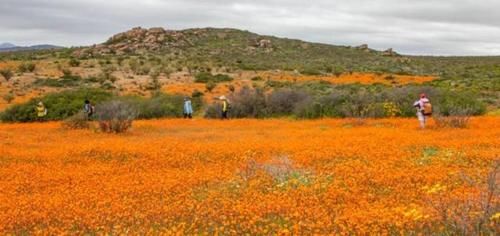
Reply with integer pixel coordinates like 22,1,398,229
433,106,477,128
0,69,13,81
34,76,81,87
251,76,263,81
300,68,322,76
192,90,204,98
122,93,203,119
3,93,14,104
195,72,233,83
228,86,267,118
0,89,113,122
205,81,216,92
95,100,137,133
203,84,487,119
266,89,309,116
434,116,470,128
18,62,36,73
264,80,293,89
435,91,486,116
62,111,90,129
204,103,223,119
69,58,81,67
204,86,266,119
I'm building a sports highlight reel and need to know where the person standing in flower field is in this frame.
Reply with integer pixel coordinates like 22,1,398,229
219,95,229,119
35,101,47,121
83,99,95,120
413,93,432,129
183,97,193,119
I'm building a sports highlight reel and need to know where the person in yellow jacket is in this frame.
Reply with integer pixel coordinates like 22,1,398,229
219,96,229,119
35,101,47,121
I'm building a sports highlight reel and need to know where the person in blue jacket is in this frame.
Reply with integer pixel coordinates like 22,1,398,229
183,97,193,119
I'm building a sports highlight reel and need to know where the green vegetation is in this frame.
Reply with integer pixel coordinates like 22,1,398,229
0,89,113,122
205,84,486,119
194,72,233,83
205,81,216,92
119,93,203,120
2,93,14,103
95,100,136,133
0,89,205,122
18,62,36,73
0,69,13,81
69,58,81,67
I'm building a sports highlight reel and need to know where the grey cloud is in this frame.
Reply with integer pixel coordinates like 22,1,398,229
0,0,499,55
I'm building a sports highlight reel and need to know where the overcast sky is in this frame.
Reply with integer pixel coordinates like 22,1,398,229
1,0,499,55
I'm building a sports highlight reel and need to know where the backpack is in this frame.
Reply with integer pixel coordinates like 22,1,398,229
423,102,432,116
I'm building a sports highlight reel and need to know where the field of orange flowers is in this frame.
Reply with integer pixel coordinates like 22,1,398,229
0,117,498,234
257,71,435,85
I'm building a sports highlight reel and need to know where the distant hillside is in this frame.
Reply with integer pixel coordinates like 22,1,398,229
73,27,407,74
0,43,17,49
0,43,63,52
72,27,500,78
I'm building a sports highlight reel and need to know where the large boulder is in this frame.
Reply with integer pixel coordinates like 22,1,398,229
258,39,272,48
383,48,399,57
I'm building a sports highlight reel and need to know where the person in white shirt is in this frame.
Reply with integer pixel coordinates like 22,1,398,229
413,93,430,129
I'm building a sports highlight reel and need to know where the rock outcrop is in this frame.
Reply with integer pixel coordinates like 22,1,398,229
73,27,276,58
382,48,399,57
355,44,371,52
73,27,191,57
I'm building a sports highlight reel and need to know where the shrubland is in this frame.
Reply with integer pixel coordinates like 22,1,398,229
204,84,486,119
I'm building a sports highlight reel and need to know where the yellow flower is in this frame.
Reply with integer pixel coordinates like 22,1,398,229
491,212,500,221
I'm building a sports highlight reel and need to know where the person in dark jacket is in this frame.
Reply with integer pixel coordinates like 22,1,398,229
84,100,94,120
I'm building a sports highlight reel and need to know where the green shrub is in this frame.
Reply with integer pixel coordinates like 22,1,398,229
204,103,222,119
18,62,36,73
34,76,81,88
0,89,113,122
436,91,486,116
95,100,137,133
291,85,486,119
294,92,347,118
206,81,216,92
205,86,266,119
69,58,80,67
194,72,233,83
121,93,203,119
3,93,14,104
0,69,13,81
62,111,90,129
192,90,204,98
434,115,471,128
264,80,293,89
300,68,322,76
266,89,309,116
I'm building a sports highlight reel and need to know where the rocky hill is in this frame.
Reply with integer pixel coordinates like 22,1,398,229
74,27,310,58
73,27,419,76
